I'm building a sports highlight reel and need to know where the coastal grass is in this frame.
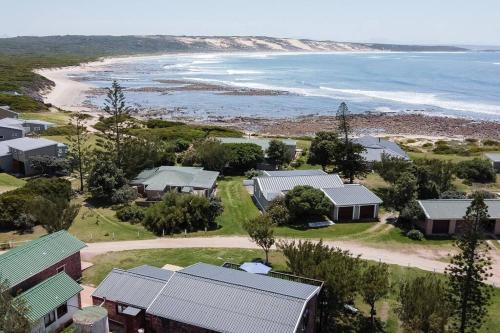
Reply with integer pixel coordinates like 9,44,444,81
0,173,26,188
80,246,500,333
21,111,71,125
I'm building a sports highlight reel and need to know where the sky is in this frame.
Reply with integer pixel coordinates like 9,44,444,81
2,0,500,45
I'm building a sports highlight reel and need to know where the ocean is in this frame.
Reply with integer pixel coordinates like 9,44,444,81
75,52,500,120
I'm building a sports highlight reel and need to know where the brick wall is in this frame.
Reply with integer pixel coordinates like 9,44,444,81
11,252,82,295
92,297,146,333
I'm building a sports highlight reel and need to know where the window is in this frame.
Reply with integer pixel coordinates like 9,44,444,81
34,126,40,131
44,311,56,327
57,303,68,318
56,265,65,273
117,304,127,314
0,135,3,139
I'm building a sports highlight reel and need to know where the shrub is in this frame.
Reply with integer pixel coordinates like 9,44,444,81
455,158,496,183
440,190,467,199
406,229,424,241
41,125,76,136
225,143,264,173
173,139,190,152
422,142,433,148
244,169,262,179
111,185,138,204
12,213,36,234
116,205,145,224
284,185,332,223
483,139,499,146
266,198,290,226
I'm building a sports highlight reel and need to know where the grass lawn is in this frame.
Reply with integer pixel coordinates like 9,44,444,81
69,201,155,242
0,225,46,244
358,172,390,190
21,111,71,125
81,247,499,332
0,172,26,191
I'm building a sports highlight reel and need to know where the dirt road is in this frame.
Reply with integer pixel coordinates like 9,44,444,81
81,236,500,285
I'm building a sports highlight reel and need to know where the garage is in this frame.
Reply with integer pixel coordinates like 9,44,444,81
359,205,375,219
432,220,450,234
337,206,354,221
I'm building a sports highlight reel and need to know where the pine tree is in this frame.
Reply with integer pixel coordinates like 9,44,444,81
446,193,493,333
67,112,91,192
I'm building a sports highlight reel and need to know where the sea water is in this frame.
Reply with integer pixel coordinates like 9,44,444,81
75,52,500,120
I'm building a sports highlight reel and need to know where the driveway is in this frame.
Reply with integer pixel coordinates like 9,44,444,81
81,236,500,285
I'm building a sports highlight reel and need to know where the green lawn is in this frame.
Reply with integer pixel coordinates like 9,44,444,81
0,172,26,188
21,111,71,125
69,202,155,242
81,247,500,332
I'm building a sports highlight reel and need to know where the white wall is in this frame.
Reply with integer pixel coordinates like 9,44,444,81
30,294,80,333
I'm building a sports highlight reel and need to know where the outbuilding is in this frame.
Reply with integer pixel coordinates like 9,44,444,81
485,153,500,172
322,185,383,221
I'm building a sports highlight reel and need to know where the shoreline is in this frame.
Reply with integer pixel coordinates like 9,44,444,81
35,52,500,139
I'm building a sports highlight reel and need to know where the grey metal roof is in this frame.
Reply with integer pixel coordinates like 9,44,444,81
218,137,296,151
22,119,54,126
256,174,344,201
92,269,168,309
485,153,500,162
418,199,500,220
263,169,327,177
131,166,219,191
4,137,58,151
147,263,319,333
128,265,174,281
0,143,10,156
354,136,409,161
322,185,382,206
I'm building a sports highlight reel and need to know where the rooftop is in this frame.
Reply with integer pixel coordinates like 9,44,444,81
256,174,344,201
322,184,383,206
1,137,60,152
0,231,86,288
418,199,500,220
263,169,327,177
131,166,219,191
354,136,409,161
485,153,500,162
15,272,83,322
128,264,175,281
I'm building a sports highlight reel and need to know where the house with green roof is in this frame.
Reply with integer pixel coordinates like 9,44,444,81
131,166,219,200
0,231,86,332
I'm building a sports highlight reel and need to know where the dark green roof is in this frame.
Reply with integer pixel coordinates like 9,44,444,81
15,272,83,322
0,231,86,288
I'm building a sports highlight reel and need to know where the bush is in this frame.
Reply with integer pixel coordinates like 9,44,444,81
173,139,190,152
422,142,433,148
266,198,290,226
397,200,424,230
244,169,262,179
41,125,76,136
406,229,424,241
483,139,499,146
284,185,332,223
225,143,264,173
111,185,138,204
116,205,145,224
455,158,496,183
440,190,467,199
12,213,36,233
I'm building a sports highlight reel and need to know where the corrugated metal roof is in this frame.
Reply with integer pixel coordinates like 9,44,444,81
218,137,296,151
128,265,174,281
418,199,500,220
256,174,344,200
263,169,327,177
92,269,167,309
0,142,10,156
485,153,500,162
15,272,83,322
355,136,409,161
147,263,319,333
4,137,58,151
132,166,218,191
322,185,383,206
0,231,86,288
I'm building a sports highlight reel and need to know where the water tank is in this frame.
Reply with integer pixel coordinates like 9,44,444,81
73,306,109,333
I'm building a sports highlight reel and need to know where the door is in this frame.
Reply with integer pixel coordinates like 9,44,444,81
337,206,354,221
432,220,450,234
359,205,375,219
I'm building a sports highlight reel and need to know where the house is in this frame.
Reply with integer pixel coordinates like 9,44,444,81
354,136,409,166
253,172,382,221
0,120,25,141
0,117,55,135
218,137,297,158
485,153,500,172
322,185,383,220
417,199,500,235
0,231,86,333
92,263,322,333
262,169,327,177
0,105,19,119
131,166,219,200
0,137,67,175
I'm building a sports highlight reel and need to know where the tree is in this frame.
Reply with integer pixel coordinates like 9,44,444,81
455,159,496,184
101,80,132,167
308,131,339,171
374,153,412,184
196,139,231,173
0,278,31,333
29,155,69,176
360,263,390,331
397,274,450,333
446,193,493,333
278,240,363,330
333,102,368,183
397,200,425,230
29,196,80,233
120,137,175,178
266,139,293,169
67,112,92,192
243,215,276,264
284,185,332,223
392,172,418,210
87,154,127,202
414,159,454,199
225,143,264,173
266,197,290,226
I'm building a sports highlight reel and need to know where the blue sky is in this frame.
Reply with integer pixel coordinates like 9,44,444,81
2,0,499,45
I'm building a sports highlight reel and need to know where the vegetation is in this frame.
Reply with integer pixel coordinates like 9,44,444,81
446,194,493,333
455,159,496,184
243,215,276,263
360,263,390,331
116,205,146,224
284,185,332,223
66,112,92,191
0,278,31,333
266,139,293,169
225,143,264,173
308,131,338,171
87,154,128,204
